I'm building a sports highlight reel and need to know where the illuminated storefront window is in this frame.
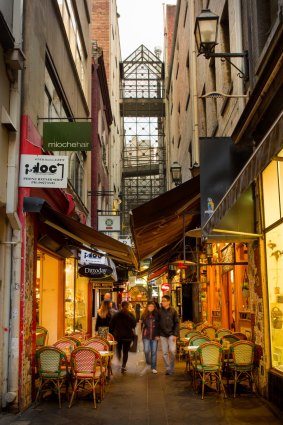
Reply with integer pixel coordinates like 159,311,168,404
263,151,283,373
65,257,89,334
36,253,89,342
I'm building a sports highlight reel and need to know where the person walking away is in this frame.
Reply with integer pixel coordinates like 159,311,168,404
104,292,118,311
109,301,136,373
159,295,179,375
140,301,160,375
95,300,113,335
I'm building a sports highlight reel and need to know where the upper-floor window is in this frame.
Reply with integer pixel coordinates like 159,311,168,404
44,65,68,120
70,152,85,200
256,0,279,53
44,62,85,201
57,0,87,96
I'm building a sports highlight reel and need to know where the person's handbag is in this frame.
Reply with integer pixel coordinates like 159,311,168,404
98,326,109,339
129,332,138,353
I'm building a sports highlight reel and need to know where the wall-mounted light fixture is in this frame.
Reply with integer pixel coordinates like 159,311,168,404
194,9,249,80
170,161,182,186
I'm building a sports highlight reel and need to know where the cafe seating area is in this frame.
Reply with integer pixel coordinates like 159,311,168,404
34,329,116,409
178,321,258,400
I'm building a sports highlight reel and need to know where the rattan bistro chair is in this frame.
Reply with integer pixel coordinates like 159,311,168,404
185,334,210,378
230,341,255,398
36,326,49,348
69,346,105,408
85,337,110,351
202,325,217,340
177,328,191,360
85,338,112,379
232,332,247,340
195,341,226,400
216,329,232,339
221,334,240,345
53,338,77,362
64,335,81,347
35,346,69,408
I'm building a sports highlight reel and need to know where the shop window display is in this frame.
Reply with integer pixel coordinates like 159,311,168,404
266,224,283,373
263,153,283,373
65,257,88,334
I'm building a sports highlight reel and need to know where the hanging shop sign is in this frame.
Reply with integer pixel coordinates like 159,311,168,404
78,251,108,266
78,264,113,279
92,282,113,289
78,251,117,281
43,122,91,151
118,236,132,246
98,216,121,232
161,283,170,292
19,154,68,188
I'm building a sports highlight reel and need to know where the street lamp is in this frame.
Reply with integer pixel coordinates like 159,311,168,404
170,161,182,186
194,9,249,80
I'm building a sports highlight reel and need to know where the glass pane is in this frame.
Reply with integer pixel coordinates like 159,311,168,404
266,224,283,372
65,257,75,334
262,161,280,227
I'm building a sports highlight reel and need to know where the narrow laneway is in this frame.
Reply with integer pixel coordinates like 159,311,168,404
0,341,281,425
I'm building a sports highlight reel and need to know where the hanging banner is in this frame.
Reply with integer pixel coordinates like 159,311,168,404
19,154,68,188
43,122,91,151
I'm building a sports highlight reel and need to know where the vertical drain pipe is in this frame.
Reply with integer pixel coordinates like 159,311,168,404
2,0,24,409
190,1,200,168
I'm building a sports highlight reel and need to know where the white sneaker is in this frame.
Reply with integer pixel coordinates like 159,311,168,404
151,369,158,374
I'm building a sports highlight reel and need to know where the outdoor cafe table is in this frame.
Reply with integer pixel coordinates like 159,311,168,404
99,350,114,378
107,340,117,351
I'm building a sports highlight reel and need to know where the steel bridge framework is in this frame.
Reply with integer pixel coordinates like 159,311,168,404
120,45,166,236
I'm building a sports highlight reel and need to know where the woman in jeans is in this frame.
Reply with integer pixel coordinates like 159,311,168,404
140,301,160,374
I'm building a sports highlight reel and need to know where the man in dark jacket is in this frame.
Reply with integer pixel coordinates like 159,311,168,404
109,301,136,373
159,294,179,375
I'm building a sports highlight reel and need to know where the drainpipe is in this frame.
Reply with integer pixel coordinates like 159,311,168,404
190,1,200,168
1,0,24,409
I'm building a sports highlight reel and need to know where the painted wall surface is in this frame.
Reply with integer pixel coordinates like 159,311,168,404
22,0,91,124
92,0,123,199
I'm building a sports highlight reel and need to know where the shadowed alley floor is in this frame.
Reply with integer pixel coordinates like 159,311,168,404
0,341,282,425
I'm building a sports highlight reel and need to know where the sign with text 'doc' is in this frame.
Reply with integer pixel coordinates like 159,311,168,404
19,154,68,188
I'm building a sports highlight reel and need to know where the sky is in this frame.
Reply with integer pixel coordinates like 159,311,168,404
116,0,176,59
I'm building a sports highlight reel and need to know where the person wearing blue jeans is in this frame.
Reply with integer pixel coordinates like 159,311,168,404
140,301,160,374
159,295,179,375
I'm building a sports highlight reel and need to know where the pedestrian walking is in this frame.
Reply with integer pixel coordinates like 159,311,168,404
140,301,160,375
95,300,113,335
103,292,118,311
109,300,136,373
159,294,179,375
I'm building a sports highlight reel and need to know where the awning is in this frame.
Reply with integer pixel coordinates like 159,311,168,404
130,175,200,261
203,111,283,237
148,266,167,282
23,197,138,269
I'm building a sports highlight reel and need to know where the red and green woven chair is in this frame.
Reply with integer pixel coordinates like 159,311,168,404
36,326,49,348
69,346,105,408
35,346,69,408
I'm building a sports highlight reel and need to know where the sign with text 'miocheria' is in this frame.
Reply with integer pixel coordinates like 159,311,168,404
43,122,91,151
